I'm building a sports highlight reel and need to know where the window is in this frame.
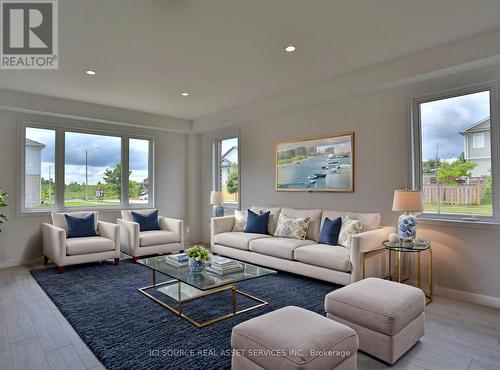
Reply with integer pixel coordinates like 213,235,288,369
214,136,239,206
21,123,154,212
473,132,485,149
64,132,122,207
129,138,150,205
24,127,55,209
412,87,496,221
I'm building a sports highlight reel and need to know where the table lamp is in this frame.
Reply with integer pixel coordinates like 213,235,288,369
210,191,224,217
392,189,423,241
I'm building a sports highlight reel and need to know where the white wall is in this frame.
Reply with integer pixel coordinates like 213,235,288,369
0,93,193,268
198,63,500,303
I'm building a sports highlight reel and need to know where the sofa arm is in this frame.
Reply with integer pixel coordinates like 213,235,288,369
350,226,395,283
98,221,121,256
159,217,184,247
117,218,140,255
210,216,235,248
42,223,66,266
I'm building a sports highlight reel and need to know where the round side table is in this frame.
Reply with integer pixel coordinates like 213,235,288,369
382,240,432,304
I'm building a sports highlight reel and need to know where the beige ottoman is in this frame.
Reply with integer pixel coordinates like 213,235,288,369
325,278,425,364
231,306,358,370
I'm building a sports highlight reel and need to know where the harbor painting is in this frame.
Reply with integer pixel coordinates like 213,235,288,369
276,132,354,192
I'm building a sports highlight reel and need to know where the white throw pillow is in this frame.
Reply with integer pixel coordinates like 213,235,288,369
273,213,311,240
232,210,248,232
338,216,363,249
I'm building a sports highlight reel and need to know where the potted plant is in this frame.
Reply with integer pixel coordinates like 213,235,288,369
185,245,210,273
0,189,7,233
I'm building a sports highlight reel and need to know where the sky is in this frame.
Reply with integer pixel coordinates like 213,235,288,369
25,128,149,185
221,137,238,164
421,91,490,161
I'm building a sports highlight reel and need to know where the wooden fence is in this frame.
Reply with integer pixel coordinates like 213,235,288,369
422,183,481,205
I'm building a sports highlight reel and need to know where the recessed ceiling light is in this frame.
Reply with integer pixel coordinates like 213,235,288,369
284,45,296,53
85,70,96,75
181,92,190,96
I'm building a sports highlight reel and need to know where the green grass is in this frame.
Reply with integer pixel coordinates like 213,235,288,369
64,200,120,207
424,203,493,216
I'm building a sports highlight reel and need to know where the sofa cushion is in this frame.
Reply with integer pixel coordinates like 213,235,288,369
214,232,271,251
338,218,363,249
66,236,114,256
249,237,315,260
250,206,281,235
294,244,351,272
245,210,270,234
132,210,161,231
231,306,358,370
65,213,97,238
52,211,98,233
121,209,157,222
325,278,426,336
281,208,323,241
321,210,381,232
140,230,179,247
232,210,247,232
319,217,342,246
273,212,311,240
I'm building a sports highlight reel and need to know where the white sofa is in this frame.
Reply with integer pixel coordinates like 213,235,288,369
117,209,184,262
211,207,394,285
42,211,121,274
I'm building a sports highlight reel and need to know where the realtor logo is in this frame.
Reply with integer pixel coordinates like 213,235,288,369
1,0,58,69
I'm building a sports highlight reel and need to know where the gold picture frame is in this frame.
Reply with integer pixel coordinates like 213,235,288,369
275,131,354,192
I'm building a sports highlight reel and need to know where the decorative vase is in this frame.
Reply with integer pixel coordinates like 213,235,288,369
398,213,417,240
214,204,224,217
188,258,206,273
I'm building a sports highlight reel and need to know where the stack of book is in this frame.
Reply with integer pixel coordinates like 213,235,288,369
206,256,243,275
165,253,188,267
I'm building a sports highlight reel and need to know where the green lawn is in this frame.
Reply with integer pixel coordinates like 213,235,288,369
424,203,493,216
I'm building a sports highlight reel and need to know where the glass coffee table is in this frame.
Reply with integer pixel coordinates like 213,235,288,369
137,256,276,328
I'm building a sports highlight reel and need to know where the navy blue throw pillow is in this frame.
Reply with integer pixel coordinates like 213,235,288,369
245,209,270,234
132,210,161,231
65,213,97,238
319,217,342,246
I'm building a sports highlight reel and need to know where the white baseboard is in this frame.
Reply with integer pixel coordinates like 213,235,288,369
435,286,500,309
0,256,44,269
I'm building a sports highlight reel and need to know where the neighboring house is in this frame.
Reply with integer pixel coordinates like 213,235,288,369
460,117,491,178
220,146,238,188
25,138,45,208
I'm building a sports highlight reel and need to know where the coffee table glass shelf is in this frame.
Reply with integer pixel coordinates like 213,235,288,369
137,256,276,328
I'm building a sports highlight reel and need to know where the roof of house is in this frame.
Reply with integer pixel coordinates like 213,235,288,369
221,146,237,161
25,138,46,148
460,117,490,135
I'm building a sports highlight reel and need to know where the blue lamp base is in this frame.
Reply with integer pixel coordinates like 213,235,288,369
398,213,417,240
213,205,224,217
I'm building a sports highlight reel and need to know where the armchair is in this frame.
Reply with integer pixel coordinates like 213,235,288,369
42,211,121,274
117,209,184,262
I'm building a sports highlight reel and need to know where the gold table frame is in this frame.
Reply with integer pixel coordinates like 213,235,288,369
138,270,269,328
362,244,432,304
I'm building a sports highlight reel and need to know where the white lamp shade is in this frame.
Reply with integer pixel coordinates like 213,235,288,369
210,191,224,205
392,189,423,212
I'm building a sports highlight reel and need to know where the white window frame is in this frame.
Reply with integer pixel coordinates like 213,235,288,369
213,134,241,210
19,121,155,214
410,81,500,223
472,132,485,149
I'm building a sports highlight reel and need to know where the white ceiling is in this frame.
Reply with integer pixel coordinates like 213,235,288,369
2,0,500,120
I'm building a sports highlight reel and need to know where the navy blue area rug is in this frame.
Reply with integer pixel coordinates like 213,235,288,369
31,260,339,370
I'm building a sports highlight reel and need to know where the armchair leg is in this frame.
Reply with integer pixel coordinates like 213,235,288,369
132,257,138,263
114,258,120,266
43,256,48,265
57,266,65,274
